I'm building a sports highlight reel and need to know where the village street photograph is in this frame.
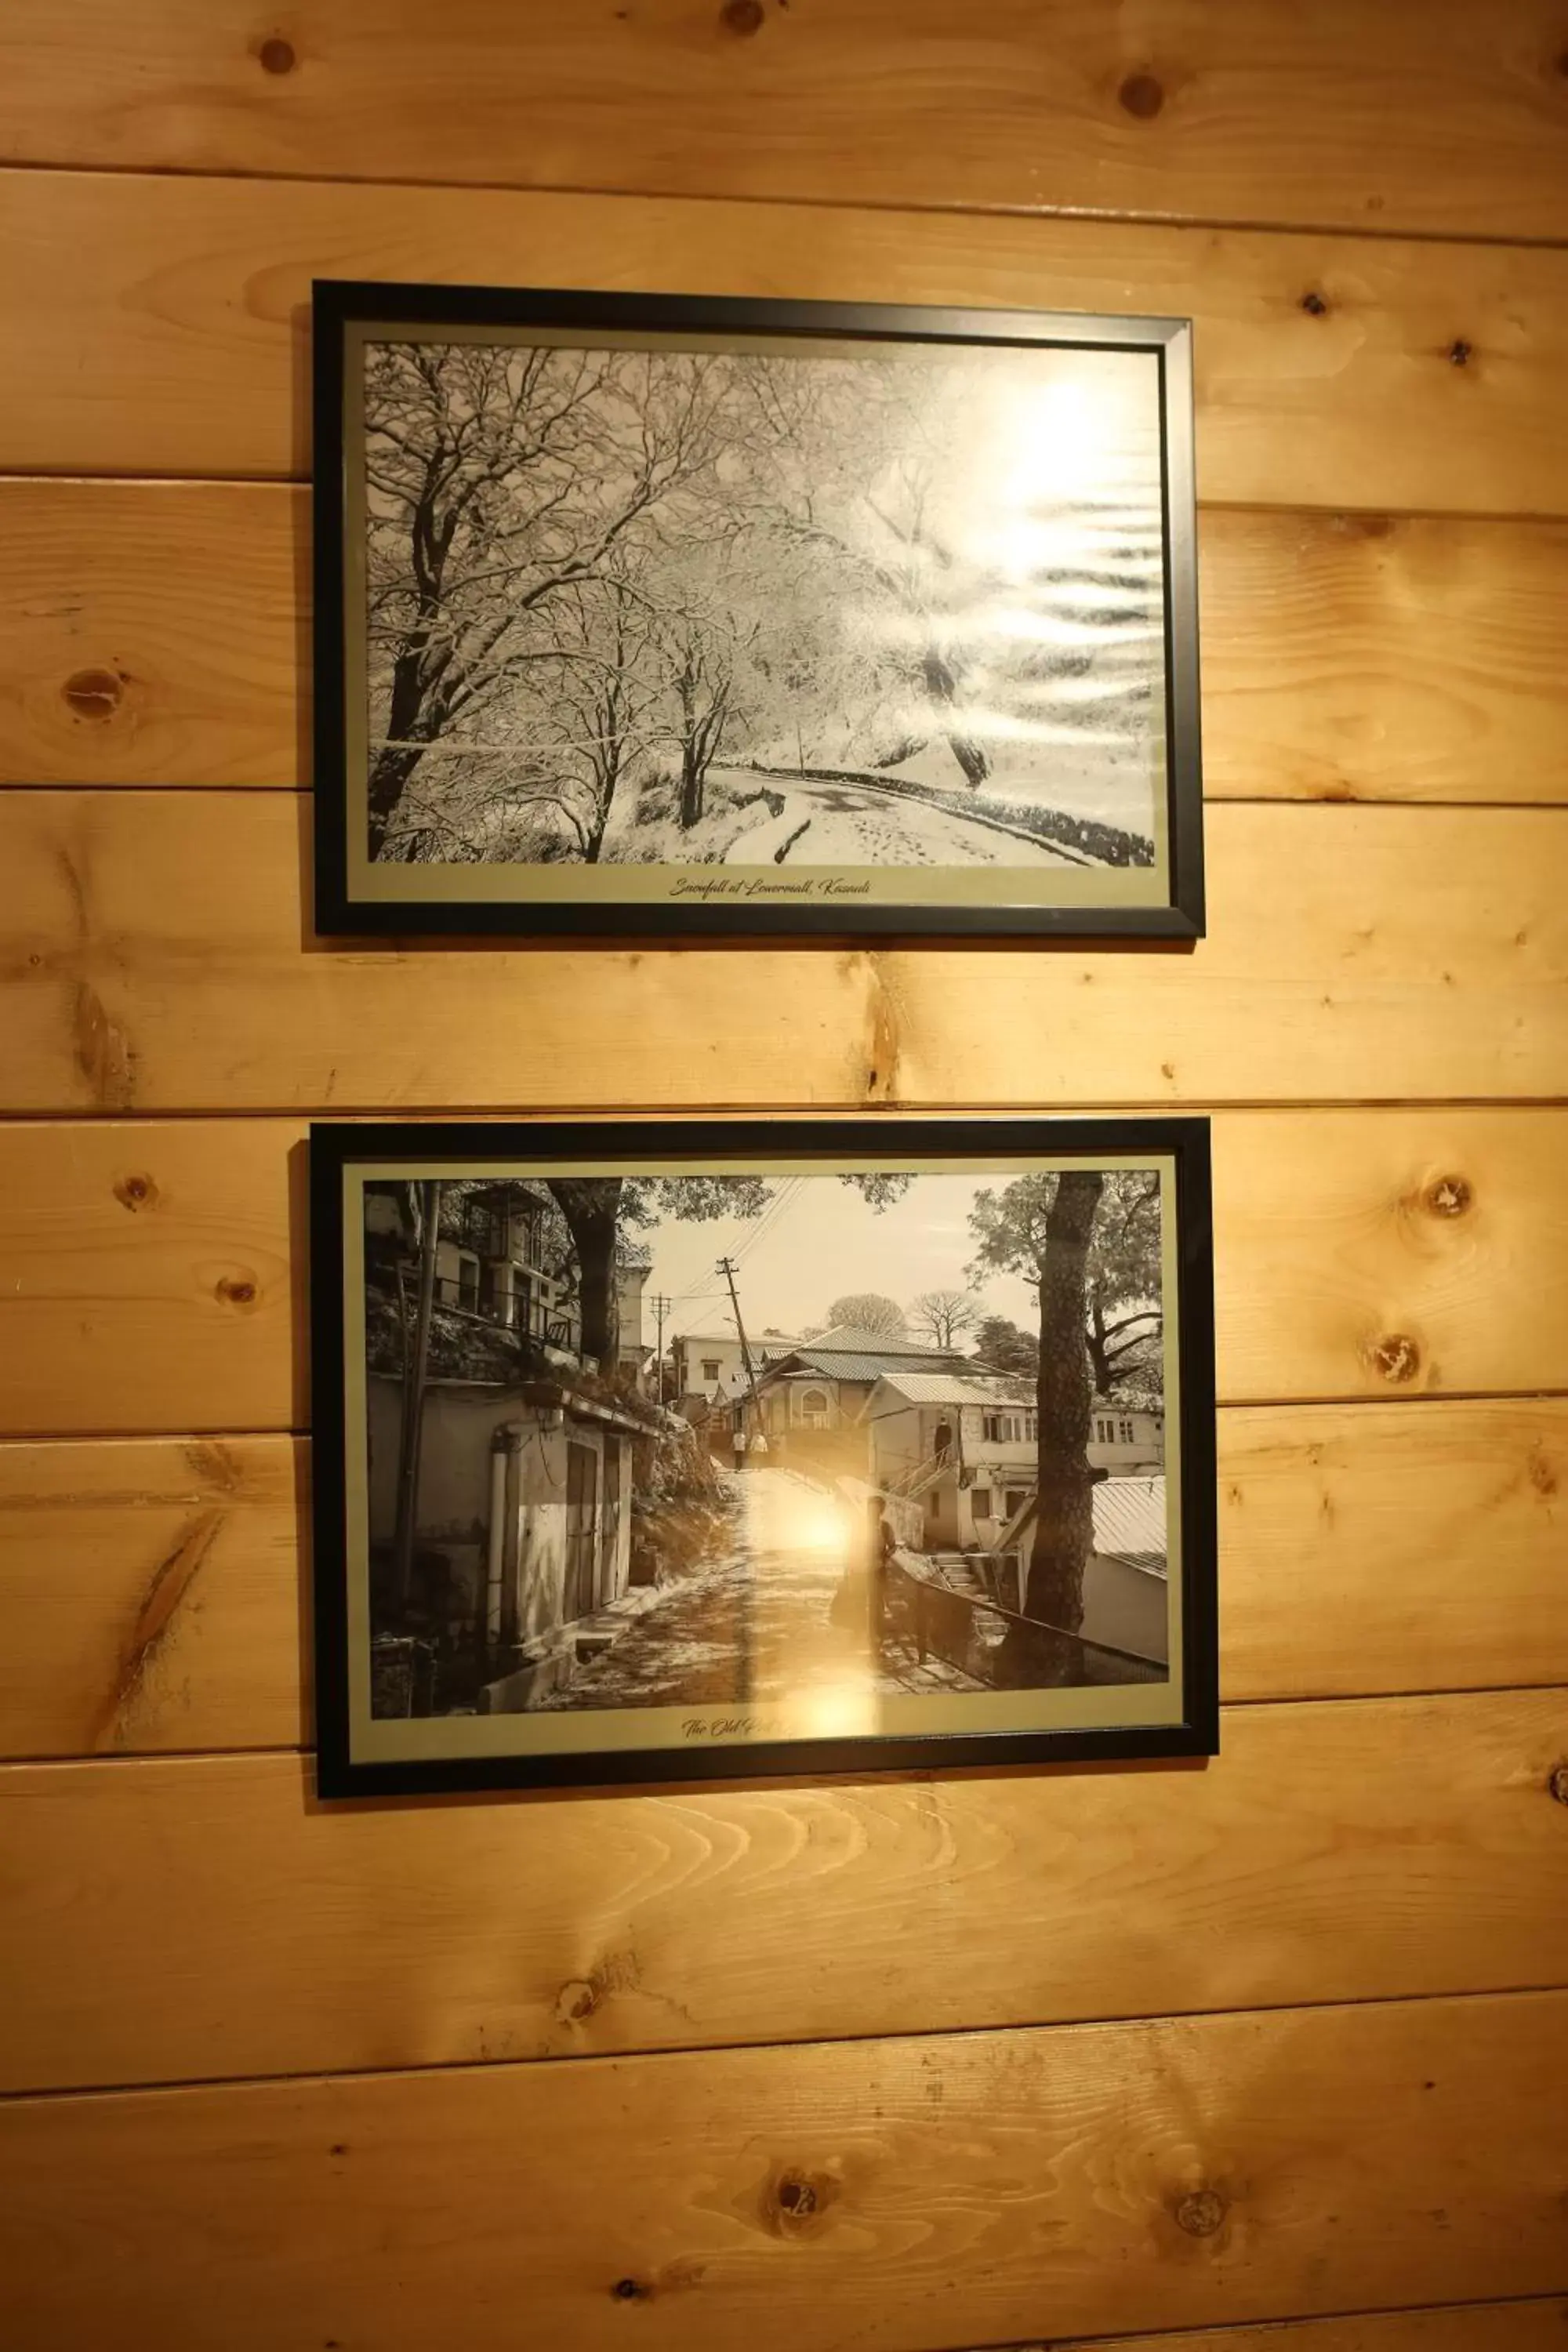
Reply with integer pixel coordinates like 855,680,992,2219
351,321,1167,884
348,1151,1180,1759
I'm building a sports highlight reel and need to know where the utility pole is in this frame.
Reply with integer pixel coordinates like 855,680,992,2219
716,1258,760,1473
715,1258,758,1392
648,1293,673,1404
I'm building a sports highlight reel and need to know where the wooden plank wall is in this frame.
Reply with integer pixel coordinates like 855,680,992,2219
1,6,1566,2345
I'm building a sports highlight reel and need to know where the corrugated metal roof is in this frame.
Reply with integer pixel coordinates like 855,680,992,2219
1092,1476,1167,1573
779,1348,956,1382
992,1475,1167,1575
869,1370,1033,1407
799,1324,964,1358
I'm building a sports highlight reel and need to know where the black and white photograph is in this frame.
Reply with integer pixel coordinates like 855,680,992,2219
314,286,1203,937
311,1120,1217,1795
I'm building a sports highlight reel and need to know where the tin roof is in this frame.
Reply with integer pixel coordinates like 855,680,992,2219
991,1474,1167,1575
866,1370,1033,1409
1091,1476,1167,1573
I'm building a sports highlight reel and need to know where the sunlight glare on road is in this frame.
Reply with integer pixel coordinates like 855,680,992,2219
739,1472,851,1559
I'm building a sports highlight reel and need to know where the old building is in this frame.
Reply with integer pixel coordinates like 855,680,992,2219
858,1369,1040,1550
747,1327,973,1461
366,1373,650,1711
365,1178,648,1376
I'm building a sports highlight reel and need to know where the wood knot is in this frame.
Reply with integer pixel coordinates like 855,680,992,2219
612,2278,649,2302
556,1977,600,2024
1300,290,1329,317
1366,1332,1421,1385
1422,1174,1471,1218
1447,339,1473,367
114,1172,159,1212
719,0,764,31
1548,1762,1568,1807
62,667,124,721
1174,2187,1228,2238
1530,1449,1559,1498
216,1275,259,1308
1118,71,1164,118
763,2165,839,2238
258,34,296,72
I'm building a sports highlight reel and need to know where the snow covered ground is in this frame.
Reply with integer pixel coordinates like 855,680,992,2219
604,766,1082,869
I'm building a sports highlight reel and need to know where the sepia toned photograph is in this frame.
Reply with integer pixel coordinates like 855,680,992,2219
310,1120,1217,1795
314,286,1203,938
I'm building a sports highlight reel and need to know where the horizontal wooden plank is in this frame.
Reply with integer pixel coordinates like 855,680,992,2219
1047,2302,1568,2351
3,4,1567,244
0,479,304,788
0,1436,304,1756
4,1691,1566,2095
5,794,1566,1111
1199,510,1568,806
9,485,1568,808
6,172,1568,514
3,1990,1564,2348
5,1403,1565,1760
3,1112,1568,1439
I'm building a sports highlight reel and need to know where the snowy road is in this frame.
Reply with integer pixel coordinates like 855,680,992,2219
713,770,1074,868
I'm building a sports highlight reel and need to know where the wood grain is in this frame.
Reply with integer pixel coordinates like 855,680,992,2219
3,4,1568,243
6,171,1568,514
0,1436,304,1757
5,793,1566,1112
9,485,1568,808
3,1404,1564,1759
1047,2302,1568,2350
4,1691,1566,2095
3,1989,1564,2349
4,1113,1568,1436
1200,510,1568,806
0,478,306,788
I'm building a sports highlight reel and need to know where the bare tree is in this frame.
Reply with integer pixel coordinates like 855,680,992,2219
824,1292,907,1338
364,343,739,857
909,1288,977,1348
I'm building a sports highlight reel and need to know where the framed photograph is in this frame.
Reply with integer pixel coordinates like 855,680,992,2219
310,1116,1216,1798
313,282,1203,939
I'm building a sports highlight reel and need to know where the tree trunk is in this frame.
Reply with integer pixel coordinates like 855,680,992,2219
547,1178,623,1370
921,644,990,788
391,1179,442,1613
367,742,430,859
1021,1171,1104,1647
679,742,706,829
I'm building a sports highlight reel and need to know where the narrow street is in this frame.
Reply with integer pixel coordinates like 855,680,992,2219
543,1466,977,1713
711,767,1076,868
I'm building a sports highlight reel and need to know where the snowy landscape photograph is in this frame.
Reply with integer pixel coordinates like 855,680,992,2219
315,289,1203,935
311,1121,1218,1794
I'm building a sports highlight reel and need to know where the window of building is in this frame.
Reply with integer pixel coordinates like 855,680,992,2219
456,1252,479,1310
702,1359,720,1383
1004,1489,1029,1518
800,1387,829,1429
1119,1419,1134,1444
971,1487,993,1520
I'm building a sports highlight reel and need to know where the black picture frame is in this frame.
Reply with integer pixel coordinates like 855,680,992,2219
313,281,1203,940
310,1116,1217,1800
